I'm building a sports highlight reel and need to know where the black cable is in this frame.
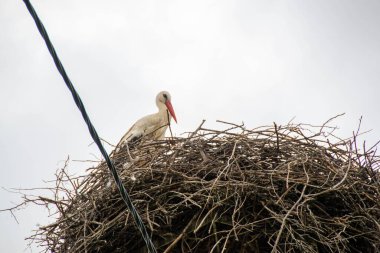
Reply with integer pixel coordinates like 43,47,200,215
22,1,157,252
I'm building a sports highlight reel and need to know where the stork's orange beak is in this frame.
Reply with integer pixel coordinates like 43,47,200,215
165,100,177,123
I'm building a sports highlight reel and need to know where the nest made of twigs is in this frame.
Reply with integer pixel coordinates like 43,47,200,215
30,121,380,253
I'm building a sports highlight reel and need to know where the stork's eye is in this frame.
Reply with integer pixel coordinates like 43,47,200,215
163,93,168,100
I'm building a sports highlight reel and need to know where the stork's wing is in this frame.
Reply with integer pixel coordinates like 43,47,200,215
113,111,169,154
114,123,141,152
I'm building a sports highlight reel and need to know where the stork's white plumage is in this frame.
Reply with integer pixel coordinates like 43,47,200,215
115,91,177,151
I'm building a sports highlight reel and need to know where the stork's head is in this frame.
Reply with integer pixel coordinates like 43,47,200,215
156,91,177,123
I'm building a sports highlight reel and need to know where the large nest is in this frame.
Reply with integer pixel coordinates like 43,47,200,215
30,121,380,252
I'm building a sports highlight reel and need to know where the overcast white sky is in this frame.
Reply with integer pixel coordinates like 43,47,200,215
1,0,379,252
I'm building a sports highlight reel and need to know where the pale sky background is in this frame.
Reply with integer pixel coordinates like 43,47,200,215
1,0,379,252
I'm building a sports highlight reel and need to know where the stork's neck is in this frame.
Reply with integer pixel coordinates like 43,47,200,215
157,102,172,121
157,101,166,111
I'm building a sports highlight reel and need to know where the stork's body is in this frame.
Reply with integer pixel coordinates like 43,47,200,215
115,91,177,152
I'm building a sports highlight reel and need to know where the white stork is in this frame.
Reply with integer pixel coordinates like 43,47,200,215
115,91,177,152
